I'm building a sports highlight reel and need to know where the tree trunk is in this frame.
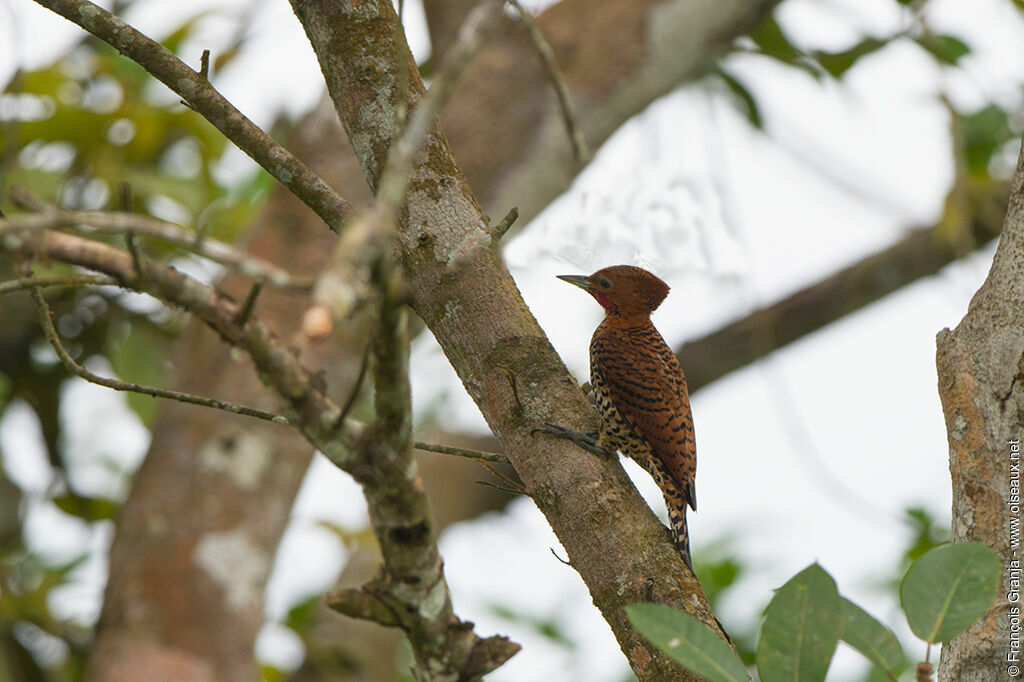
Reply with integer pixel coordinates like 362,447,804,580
937,138,1024,680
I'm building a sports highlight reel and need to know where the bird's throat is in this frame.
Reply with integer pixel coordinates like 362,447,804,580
592,291,618,315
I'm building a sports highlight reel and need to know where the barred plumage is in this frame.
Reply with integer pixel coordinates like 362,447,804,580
558,265,697,570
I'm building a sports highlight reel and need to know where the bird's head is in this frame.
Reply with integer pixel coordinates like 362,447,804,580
557,265,669,317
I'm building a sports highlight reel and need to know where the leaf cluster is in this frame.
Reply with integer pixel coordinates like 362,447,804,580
628,542,1001,681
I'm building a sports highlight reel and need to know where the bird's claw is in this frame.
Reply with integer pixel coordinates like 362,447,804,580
531,422,614,457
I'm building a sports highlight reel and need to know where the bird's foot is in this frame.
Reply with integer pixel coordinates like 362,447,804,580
531,422,614,457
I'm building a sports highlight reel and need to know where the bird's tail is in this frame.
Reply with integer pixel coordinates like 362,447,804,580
665,501,693,573
666,501,734,643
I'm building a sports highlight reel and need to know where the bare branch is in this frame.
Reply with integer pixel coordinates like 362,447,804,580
5,225,519,680
294,1,724,677
323,246,520,677
27,281,290,425
677,207,1006,393
413,440,509,464
488,206,519,241
0,273,117,295
1,209,313,289
32,0,352,233
508,0,589,164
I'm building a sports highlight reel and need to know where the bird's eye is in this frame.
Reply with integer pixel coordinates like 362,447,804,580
598,276,613,289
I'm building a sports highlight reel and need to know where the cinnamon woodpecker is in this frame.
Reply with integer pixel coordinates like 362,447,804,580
539,265,697,571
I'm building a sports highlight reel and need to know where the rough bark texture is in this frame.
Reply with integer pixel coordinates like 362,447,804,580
937,139,1024,680
291,1,736,679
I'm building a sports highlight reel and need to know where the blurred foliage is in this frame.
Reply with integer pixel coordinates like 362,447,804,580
488,603,576,650
715,0,1019,272
0,4,272,679
694,541,757,666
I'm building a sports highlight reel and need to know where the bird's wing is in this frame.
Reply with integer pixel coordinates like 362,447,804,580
592,326,697,511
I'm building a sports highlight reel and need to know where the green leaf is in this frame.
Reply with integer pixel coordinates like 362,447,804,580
626,603,748,682
840,598,905,679
756,563,843,682
900,541,1000,643
107,320,173,426
903,507,951,564
749,17,802,64
716,69,763,129
812,38,888,79
961,104,1012,177
916,34,971,66
52,492,119,522
161,12,214,55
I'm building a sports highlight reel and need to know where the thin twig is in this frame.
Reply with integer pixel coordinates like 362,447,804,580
488,206,519,241
337,340,371,427
375,0,505,210
478,458,525,493
125,232,144,280
199,48,211,80
508,0,589,165
28,282,290,425
0,274,118,295
0,210,312,289
413,440,509,464
474,479,526,496
32,0,351,232
234,281,262,325
4,229,362,471
117,184,141,279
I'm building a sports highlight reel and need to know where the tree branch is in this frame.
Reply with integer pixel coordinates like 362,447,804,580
26,281,289,424
2,227,364,463
508,0,588,164
0,273,116,294
33,0,352,233
292,1,725,679
678,208,1007,392
1,209,313,289
333,260,520,678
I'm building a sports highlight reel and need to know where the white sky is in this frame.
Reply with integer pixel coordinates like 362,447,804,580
2,0,1023,680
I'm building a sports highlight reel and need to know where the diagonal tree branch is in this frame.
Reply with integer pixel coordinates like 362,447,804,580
33,0,352,233
2,209,313,289
678,207,1007,392
291,1,727,679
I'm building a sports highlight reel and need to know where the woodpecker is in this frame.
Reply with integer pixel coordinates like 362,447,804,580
539,265,697,571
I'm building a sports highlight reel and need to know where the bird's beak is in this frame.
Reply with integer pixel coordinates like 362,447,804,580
556,274,592,291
